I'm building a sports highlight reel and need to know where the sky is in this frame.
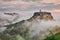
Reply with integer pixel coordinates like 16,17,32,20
0,0,60,21
0,0,60,12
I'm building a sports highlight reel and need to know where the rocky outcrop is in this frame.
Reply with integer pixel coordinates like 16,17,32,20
40,12,54,20
27,11,54,22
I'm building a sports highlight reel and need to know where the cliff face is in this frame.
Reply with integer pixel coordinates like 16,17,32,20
28,11,54,21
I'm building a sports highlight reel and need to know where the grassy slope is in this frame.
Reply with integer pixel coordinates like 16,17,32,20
55,33,60,40
44,33,60,40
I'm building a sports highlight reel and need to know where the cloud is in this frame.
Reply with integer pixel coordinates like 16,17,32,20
40,4,60,10
22,0,42,2
52,9,60,13
0,0,43,11
0,0,60,12
2,0,12,1
0,1,29,10
41,0,60,4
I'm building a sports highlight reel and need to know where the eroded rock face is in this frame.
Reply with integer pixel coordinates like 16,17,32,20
41,12,54,20
27,11,54,22
35,12,54,20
